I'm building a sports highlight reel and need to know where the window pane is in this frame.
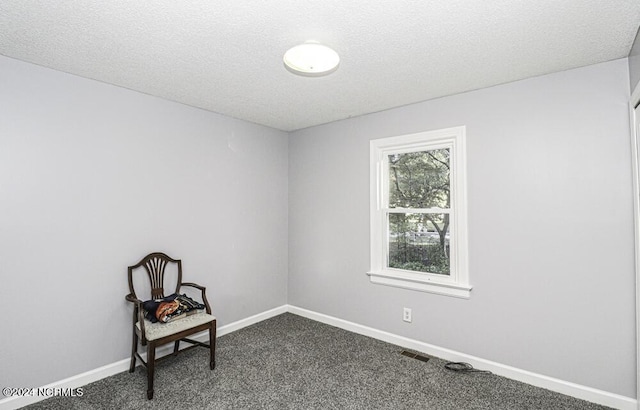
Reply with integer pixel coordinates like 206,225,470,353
388,213,450,275
388,149,450,209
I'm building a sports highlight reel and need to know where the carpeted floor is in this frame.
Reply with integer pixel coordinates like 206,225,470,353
25,313,611,409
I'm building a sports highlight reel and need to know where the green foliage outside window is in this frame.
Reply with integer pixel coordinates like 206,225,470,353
387,149,450,275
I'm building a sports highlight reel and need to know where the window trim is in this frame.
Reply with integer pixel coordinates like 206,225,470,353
367,126,471,298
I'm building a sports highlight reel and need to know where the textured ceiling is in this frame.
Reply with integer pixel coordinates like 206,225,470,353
1,1,639,131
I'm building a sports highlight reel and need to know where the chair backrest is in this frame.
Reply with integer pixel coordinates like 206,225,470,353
128,252,183,300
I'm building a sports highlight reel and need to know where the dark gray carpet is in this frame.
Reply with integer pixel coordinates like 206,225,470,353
25,313,611,409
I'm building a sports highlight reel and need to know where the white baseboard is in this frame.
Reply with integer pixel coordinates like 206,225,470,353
287,305,637,410
0,305,287,410
0,358,132,410
2,304,635,410
217,305,288,338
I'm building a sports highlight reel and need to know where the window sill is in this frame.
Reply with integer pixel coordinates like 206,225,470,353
367,270,472,299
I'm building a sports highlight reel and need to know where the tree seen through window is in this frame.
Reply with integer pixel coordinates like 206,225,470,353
387,149,450,274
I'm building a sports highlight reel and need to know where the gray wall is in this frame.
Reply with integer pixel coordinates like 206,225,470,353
289,58,636,397
630,27,640,92
0,55,289,389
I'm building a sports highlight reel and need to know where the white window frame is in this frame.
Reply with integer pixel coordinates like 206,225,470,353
368,126,471,298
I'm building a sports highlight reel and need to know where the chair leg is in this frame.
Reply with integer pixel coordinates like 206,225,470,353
129,330,138,373
147,344,156,400
173,340,180,356
209,322,216,370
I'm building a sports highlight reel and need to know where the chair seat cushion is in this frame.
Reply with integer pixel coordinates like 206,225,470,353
136,312,215,341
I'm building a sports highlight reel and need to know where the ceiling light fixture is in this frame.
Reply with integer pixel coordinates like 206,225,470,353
283,43,340,77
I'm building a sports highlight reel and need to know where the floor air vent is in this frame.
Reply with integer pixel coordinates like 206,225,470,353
400,350,430,363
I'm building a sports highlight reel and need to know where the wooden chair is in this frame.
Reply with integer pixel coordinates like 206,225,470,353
125,252,216,399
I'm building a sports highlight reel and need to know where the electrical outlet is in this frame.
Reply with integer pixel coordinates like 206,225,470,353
403,307,412,323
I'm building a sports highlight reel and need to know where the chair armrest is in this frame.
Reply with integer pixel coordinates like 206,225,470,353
180,282,212,314
125,293,143,306
181,282,205,291
125,293,148,341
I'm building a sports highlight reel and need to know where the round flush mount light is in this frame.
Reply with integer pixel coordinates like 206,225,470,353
283,43,340,77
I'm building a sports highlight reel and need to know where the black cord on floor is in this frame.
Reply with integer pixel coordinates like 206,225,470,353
444,362,492,374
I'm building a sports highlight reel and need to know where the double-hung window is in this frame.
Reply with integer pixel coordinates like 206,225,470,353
368,126,471,298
